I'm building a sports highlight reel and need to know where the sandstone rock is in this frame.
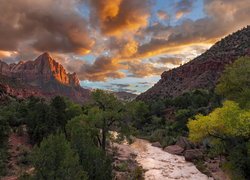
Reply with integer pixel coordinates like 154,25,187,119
151,142,162,148
0,53,90,103
164,145,184,155
137,26,250,101
184,149,203,162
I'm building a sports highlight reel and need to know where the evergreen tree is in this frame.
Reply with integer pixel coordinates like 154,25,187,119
32,133,87,180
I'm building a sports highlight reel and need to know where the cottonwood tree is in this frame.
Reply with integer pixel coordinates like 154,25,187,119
89,89,126,151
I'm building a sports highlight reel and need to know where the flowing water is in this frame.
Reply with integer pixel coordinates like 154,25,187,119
128,139,212,180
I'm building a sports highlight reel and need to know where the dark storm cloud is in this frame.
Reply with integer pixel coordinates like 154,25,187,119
0,0,93,54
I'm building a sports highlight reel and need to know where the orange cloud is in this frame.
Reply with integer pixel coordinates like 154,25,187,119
87,0,152,36
126,61,166,78
157,10,169,20
60,55,126,81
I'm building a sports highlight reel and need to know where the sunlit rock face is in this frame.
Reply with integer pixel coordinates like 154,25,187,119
0,52,80,87
137,26,250,101
0,53,90,103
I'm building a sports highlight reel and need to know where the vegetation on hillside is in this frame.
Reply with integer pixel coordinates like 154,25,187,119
188,57,250,179
132,89,221,147
0,90,143,179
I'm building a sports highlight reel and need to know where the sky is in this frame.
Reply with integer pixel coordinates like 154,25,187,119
0,0,250,94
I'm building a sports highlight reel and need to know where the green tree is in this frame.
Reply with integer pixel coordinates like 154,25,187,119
32,133,87,180
66,116,112,180
26,100,57,144
50,96,67,129
0,115,10,176
216,56,250,108
89,90,126,151
126,100,149,129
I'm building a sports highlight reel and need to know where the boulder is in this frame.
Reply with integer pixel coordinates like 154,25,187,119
184,149,203,162
164,145,184,155
151,142,162,148
176,136,193,150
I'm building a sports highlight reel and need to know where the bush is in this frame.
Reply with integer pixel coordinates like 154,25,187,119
32,133,87,180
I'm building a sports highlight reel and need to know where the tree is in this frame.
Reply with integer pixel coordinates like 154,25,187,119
66,116,112,180
26,100,57,144
50,96,67,129
126,100,149,129
0,115,10,176
216,56,250,108
188,101,250,179
188,101,250,143
89,90,125,151
32,133,87,180
0,116,10,145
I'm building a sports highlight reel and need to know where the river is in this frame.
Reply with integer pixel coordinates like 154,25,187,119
126,138,212,180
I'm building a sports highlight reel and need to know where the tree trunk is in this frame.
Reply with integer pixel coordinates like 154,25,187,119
102,119,106,151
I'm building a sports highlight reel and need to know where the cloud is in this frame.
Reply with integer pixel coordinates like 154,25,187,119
157,10,169,20
157,57,183,65
0,0,94,54
134,0,250,59
175,0,195,19
61,55,125,81
86,0,152,36
111,83,130,88
126,61,166,78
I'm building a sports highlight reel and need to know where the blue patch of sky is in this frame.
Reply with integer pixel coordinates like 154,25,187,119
79,54,96,63
152,0,206,26
81,76,160,94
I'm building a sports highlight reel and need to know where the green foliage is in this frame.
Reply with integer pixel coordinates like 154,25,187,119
0,116,10,144
89,89,127,151
32,133,87,180
0,146,8,177
126,100,149,130
133,89,220,147
26,99,57,144
216,56,250,108
50,96,67,128
66,116,112,180
0,115,10,177
24,96,82,144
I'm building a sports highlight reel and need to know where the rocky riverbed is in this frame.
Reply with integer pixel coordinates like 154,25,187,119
114,138,212,180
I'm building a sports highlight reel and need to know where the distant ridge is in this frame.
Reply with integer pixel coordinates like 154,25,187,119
0,53,90,103
137,26,250,101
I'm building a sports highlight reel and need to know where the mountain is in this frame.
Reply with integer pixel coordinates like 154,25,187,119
113,91,137,101
137,26,250,101
0,53,90,103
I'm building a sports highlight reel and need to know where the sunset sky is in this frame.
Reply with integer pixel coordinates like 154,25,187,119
0,0,250,94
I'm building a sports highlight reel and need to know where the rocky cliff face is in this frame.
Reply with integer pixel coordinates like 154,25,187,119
0,52,80,87
137,26,250,101
0,53,90,103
